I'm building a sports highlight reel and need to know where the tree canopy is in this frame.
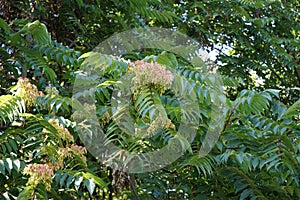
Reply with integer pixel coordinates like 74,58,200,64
0,0,299,199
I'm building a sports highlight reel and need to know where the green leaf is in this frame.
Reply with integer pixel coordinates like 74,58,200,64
16,20,51,45
43,67,57,83
0,18,12,34
5,142,12,153
97,80,119,88
60,172,69,187
0,160,5,174
174,133,192,154
265,89,280,98
0,95,25,123
81,172,107,188
240,189,252,200
236,153,244,165
4,158,13,174
84,178,96,196
66,175,74,188
12,159,21,172
281,99,300,119
74,176,83,191
17,186,34,200
1,144,7,154
252,157,259,169
8,138,18,152
235,182,248,193
156,52,178,68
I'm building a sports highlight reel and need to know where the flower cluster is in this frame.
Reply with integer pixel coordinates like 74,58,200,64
25,120,87,191
58,144,87,165
136,114,175,138
69,144,87,163
146,114,175,137
43,119,74,142
46,162,60,171
11,77,44,107
45,85,59,95
131,61,174,94
23,163,54,190
72,103,96,122
98,111,111,126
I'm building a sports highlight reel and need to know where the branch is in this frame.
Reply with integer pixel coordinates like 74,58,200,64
128,174,140,200
221,109,235,133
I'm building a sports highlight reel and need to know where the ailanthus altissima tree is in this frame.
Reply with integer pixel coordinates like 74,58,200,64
0,0,299,199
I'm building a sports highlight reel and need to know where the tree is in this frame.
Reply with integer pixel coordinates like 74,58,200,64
0,0,299,199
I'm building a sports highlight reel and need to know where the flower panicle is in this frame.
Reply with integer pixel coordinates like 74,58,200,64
12,77,44,107
44,119,74,142
23,163,54,190
131,60,174,94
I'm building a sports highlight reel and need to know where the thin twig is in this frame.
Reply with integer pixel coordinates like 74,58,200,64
221,109,235,133
128,174,140,200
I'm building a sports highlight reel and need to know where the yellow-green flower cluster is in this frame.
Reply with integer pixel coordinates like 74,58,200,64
98,111,111,126
69,144,87,163
72,103,96,122
58,144,87,165
43,119,87,165
131,61,174,94
11,77,44,107
146,114,175,137
44,119,74,142
23,163,54,190
45,86,59,95
136,114,175,138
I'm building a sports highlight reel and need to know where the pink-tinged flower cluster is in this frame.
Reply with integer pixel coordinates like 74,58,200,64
131,61,174,94
46,162,60,171
43,119,74,142
11,77,44,107
23,163,54,190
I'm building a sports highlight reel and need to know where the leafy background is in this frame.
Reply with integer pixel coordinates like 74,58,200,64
0,0,299,199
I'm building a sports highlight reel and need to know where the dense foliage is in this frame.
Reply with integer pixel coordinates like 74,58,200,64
0,0,299,199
